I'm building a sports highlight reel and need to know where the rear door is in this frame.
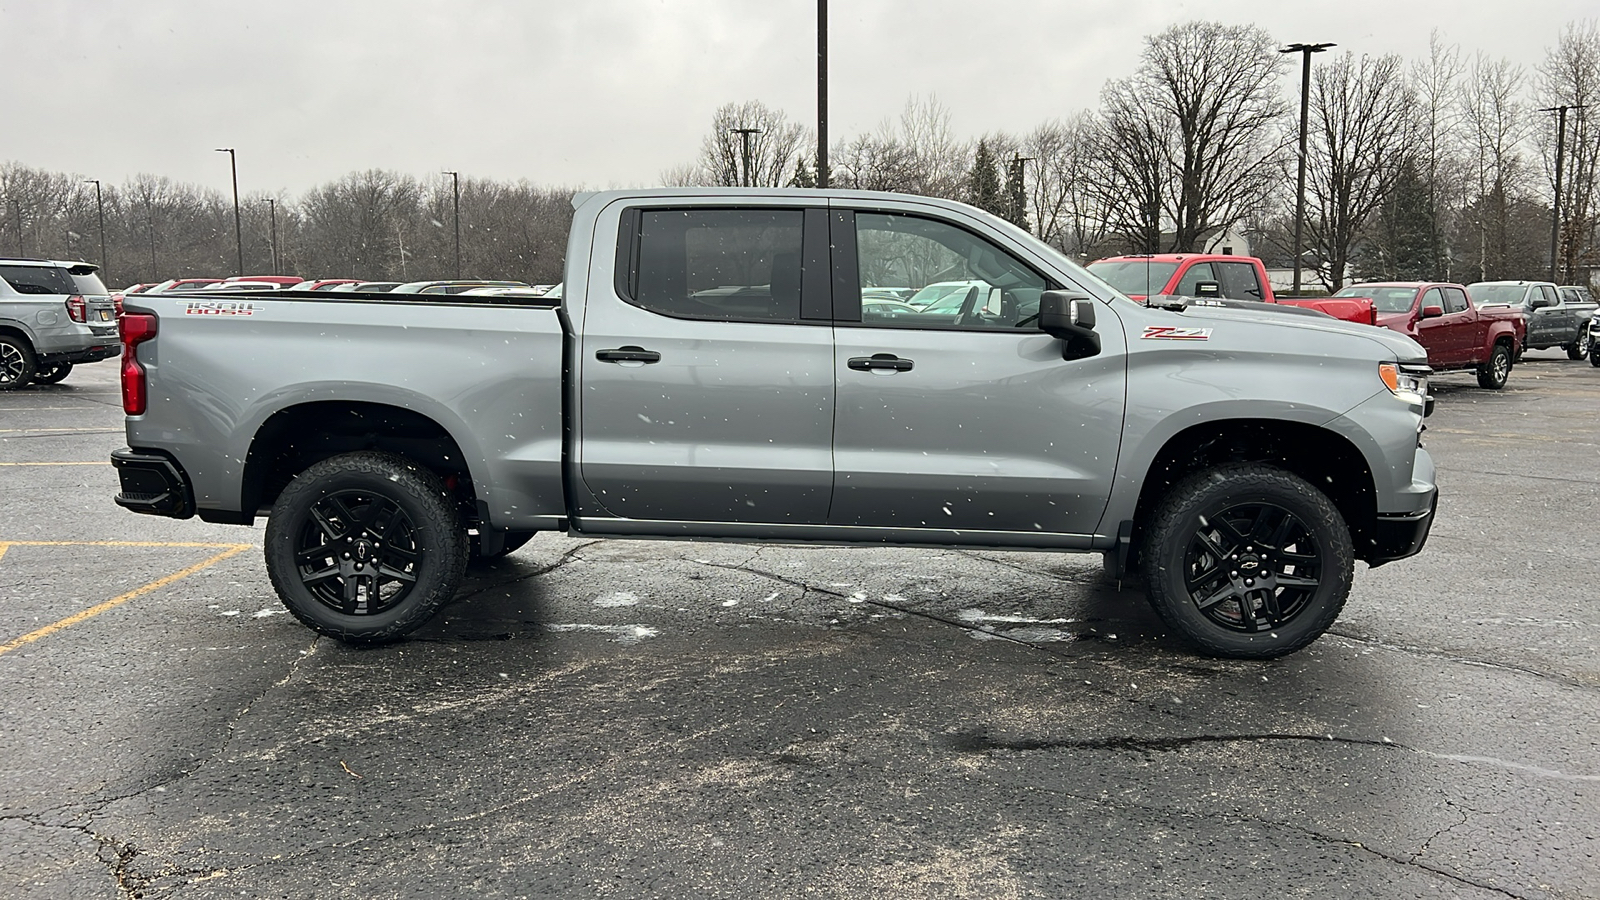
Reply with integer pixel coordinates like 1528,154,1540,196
828,207,1126,538
575,200,836,524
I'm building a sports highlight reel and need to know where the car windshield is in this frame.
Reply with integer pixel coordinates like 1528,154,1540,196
1468,284,1526,306
1334,285,1417,312
906,283,968,306
1084,261,1178,296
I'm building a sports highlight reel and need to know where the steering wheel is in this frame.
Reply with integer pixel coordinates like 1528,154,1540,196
954,286,988,327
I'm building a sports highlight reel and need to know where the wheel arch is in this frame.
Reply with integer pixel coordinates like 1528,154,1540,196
0,322,39,348
1125,419,1378,568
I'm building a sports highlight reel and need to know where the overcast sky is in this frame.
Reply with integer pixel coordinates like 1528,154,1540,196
4,0,1593,198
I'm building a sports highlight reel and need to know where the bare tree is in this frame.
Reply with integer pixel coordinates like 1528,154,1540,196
295,170,425,280
1538,19,1600,282
1020,114,1112,257
1411,32,1467,280
1304,53,1416,289
1097,21,1289,253
829,95,971,200
1459,54,1535,280
696,101,807,188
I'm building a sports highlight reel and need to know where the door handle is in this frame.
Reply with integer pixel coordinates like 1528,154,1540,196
847,353,914,372
596,346,661,364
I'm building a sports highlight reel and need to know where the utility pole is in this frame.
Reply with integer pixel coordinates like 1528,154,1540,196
1280,42,1334,295
731,128,762,187
215,148,244,276
1540,103,1586,282
85,180,107,281
263,198,279,275
443,171,461,279
817,0,829,188
1009,154,1034,230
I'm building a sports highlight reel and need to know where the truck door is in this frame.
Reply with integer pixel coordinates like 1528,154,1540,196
1528,284,1563,347
1417,287,1463,366
828,209,1127,538
575,204,835,524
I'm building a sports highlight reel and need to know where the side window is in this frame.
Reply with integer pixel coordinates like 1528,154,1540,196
1443,287,1469,314
1540,285,1559,305
1419,288,1444,313
627,208,804,321
1174,262,1216,297
1215,262,1265,300
854,212,1047,330
0,265,74,296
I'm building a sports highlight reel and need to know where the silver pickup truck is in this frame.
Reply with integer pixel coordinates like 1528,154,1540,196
111,188,1437,659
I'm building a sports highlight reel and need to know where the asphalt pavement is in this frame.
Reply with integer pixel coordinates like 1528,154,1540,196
1,355,1595,899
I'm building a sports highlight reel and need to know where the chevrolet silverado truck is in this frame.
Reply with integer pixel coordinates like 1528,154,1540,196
0,258,120,388
110,188,1437,659
1085,253,1376,325
1469,280,1597,359
1331,282,1524,389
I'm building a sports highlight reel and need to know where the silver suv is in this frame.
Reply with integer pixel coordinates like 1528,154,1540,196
0,259,119,388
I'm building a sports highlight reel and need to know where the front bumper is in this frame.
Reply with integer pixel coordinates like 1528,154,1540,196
1366,491,1437,566
111,448,194,519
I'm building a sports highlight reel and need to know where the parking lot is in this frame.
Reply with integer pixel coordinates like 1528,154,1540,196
1,355,1596,899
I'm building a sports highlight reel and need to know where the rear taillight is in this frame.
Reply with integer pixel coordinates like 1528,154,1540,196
66,295,87,323
112,293,125,316
120,314,158,415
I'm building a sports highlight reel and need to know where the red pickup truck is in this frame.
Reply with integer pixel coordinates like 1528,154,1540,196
1086,254,1376,325
1331,282,1524,389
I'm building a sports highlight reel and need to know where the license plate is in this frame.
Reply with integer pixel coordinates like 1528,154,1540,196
97,310,112,321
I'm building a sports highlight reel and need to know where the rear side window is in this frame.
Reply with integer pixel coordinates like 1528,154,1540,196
1214,261,1265,300
626,208,804,322
0,265,75,296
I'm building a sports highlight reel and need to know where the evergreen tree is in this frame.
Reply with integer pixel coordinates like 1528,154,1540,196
1003,156,1030,231
967,140,1003,215
1358,158,1436,281
788,157,817,189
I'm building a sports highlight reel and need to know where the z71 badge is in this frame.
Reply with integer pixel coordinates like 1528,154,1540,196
184,301,257,317
1141,325,1212,341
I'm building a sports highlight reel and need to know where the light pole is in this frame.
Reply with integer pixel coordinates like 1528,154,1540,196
1540,103,1587,282
263,198,279,275
730,128,762,187
84,179,107,281
215,148,244,276
1280,42,1334,295
1009,154,1034,229
442,171,461,279
817,0,828,188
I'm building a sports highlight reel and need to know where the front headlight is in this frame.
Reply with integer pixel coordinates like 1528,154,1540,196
1379,362,1430,407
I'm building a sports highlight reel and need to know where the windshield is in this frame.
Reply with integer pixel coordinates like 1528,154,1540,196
1084,261,1178,296
1334,285,1417,312
1468,283,1526,306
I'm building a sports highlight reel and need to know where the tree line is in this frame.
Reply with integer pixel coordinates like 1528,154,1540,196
4,19,1597,292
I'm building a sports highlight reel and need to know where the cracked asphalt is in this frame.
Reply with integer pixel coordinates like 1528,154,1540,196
1,355,1596,899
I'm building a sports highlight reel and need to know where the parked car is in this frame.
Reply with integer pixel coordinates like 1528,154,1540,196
199,281,285,291
145,278,223,293
1588,312,1600,367
329,282,403,293
1086,254,1377,325
295,279,362,291
1558,285,1595,307
1332,282,1524,389
112,188,1436,660
224,275,304,288
1469,280,1597,358
904,280,986,309
0,258,119,388
389,280,530,295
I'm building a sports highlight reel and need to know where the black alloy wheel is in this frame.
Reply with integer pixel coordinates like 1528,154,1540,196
1142,463,1353,659
0,336,36,390
265,452,467,643
32,362,73,385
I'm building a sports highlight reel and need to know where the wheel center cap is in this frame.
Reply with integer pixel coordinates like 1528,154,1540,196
353,540,374,562
1237,555,1263,574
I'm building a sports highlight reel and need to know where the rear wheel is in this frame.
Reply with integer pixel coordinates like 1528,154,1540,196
1568,328,1590,360
264,451,467,644
32,362,73,385
1141,463,1353,659
0,336,36,390
1477,342,1511,389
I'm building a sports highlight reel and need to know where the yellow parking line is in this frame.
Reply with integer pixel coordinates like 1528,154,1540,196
0,428,117,433
0,462,107,466
0,542,254,658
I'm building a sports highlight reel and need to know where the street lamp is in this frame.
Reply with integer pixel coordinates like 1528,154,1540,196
84,180,107,281
263,198,279,275
214,148,244,277
442,171,461,279
730,128,763,187
817,0,828,188
1279,41,1334,295
1540,103,1587,282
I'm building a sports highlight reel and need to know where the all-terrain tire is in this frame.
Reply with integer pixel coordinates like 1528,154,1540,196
1141,463,1354,659
0,335,37,390
264,451,468,644
1567,327,1590,360
32,362,73,385
1477,342,1512,389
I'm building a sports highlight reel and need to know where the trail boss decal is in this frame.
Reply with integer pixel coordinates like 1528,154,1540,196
1141,325,1212,341
184,301,257,316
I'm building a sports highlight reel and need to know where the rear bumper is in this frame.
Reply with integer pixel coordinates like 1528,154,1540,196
38,343,119,365
1366,491,1437,566
111,447,194,519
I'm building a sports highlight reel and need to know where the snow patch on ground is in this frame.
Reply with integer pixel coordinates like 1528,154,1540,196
594,591,640,608
545,623,659,643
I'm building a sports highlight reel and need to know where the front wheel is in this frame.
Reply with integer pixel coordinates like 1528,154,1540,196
1141,464,1354,659
1477,342,1511,389
264,451,468,644
32,362,73,385
1568,328,1590,360
1589,341,1600,367
0,335,36,390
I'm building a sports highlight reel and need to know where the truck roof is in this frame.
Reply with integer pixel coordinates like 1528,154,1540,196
1091,253,1257,263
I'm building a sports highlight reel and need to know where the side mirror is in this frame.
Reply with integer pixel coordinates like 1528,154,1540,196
1038,291,1101,360
1193,281,1222,298
1421,304,1444,319
1530,296,1554,310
